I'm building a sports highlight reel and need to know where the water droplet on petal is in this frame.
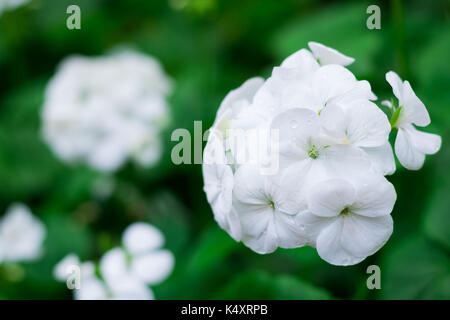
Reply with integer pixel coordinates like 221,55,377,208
290,120,298,129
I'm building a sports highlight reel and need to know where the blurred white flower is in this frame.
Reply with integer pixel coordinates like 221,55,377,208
386,71,441,170
0,0,29,17
0,203,46,263
42,49,172,172
298,176,396,266
53,253,80,282
102,223,174,286
53,222,173,300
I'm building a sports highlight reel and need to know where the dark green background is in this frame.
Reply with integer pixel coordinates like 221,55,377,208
0,0,448,299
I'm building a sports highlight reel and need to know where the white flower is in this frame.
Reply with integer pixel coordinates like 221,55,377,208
99,248,154,300
0,203,46,263
42,49,172,172
298,176,396,266
319,100,395,175
233,165,307,254
121,222,174,285
53,223,173,300
203,43,426,266
386,71,441,170
308,41,355,66
271,107,372,188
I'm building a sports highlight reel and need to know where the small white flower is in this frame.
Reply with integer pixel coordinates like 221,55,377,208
271,107,372,189
319,100,395,175
386,71,441,170
298,176,396,266
233,165,307,254
53,223,173,300
0,203,46,263
121,222,175,285
100,223,173,294
42,49,172,172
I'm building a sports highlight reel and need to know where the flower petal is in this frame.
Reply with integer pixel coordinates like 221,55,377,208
340,214,393,260
130,250,174,285
307,179,356,218
280,48,320,70
216,77,264,119
99,247,128,283
122,223,165,255
345,100,391,148
308,42,355,66
395,125,441,170
386,71,404,102
316,217,365,266
362,142,396,175
351,176,396,217
398,81,430,127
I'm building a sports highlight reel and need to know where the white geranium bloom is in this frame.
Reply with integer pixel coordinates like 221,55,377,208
298,176,396,266
0,203,46,263
319,100,395,175
53,223,173,299
42,49,172,172
308,41,355,66
100,223,174,294
271,107,372,188
386,71,441,170
122,222,174,285
233,165,307,254
99,247,154,300
203,44,438,266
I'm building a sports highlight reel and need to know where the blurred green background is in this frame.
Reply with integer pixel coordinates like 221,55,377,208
0,0,449,299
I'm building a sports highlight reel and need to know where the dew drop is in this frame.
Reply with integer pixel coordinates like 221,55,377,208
290,120,298,129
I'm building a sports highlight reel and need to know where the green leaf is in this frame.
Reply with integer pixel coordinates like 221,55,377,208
270,2,382,77
186,225,239,272
381,236,450,299
214,271,332,299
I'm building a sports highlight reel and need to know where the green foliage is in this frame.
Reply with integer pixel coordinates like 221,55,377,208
215,271,332,299
0,0,449,300
381,237,450,299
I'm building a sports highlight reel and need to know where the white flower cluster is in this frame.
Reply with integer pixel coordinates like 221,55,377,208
0,203,46,263
42,49,172,172
54,222,174,300
203,42,441,266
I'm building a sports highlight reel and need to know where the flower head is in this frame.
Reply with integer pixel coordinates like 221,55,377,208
53,222,173,300
0,203,46,263
42,49,172,172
